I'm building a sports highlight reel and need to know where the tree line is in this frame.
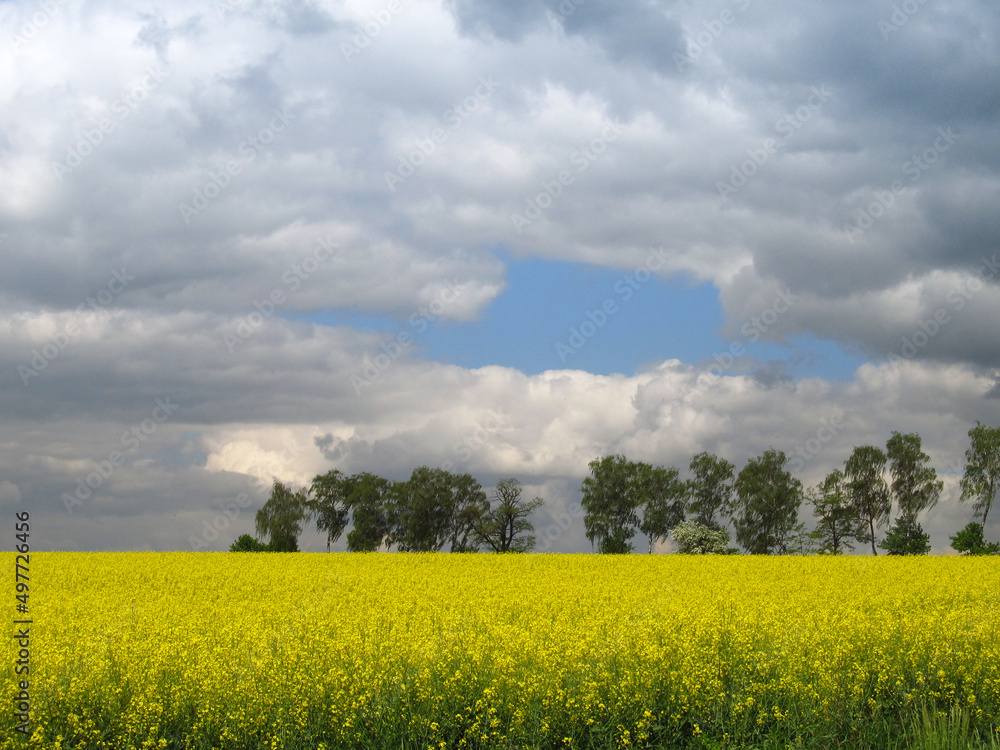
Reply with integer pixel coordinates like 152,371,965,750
231,422,999,555
231,468,544,554
581,423,999,555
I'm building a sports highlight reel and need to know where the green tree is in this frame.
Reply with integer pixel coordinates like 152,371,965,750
686,452,734,529
845,445,891,555
388,467,488,552
949,522,1000,555
886,431,943,521
229,533,270,552
471,477,544,552
309,469,350,552
879,515,931,555
670,520,734,554
580,455,641,554
636,464,687,553
730,448,803,554
342,472,393,552
808,469,869,554
255,481,308,552
960,421,1000,527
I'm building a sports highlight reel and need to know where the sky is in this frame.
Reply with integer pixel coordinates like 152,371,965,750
1,0,999,553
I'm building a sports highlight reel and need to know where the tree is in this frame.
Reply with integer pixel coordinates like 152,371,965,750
229,533,270,552
472,477,544,553
950,522,1000,555
886,431,942,521
636,464,687,553
808,469,870,554
845,445,891,555
255,481,308,552
730,448,803,554
671,520,734,554
686,452,734,529
960,422,1000,527
342,472,393,552
580,455,641,554
387,467,488,552
309,469,350,553
879,515,931,555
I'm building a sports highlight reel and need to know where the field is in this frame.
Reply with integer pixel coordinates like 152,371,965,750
2,553,999,749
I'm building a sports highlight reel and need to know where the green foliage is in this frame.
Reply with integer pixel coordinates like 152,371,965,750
342,472,393,552
879,514,931,555
731,448,803,554
670,519,734,554
686,451,734,529
228,533,270,552
580,454,642,553
309,469,350,552
255,481,308,552
960,421,1000,526
471,477,544,553
388,467,488,552
886,431,943,520
845,444,891,555
950,522,1000,555
808,469,870,554
636,463,687,553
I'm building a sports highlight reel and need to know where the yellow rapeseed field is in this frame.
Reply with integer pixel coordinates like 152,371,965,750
2,553,998,749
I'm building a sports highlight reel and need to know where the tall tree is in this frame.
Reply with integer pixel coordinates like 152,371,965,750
636,463,687,553
960,421,1000,527
845,445,891,555
580,454,641,554
388,467,488,552
472,477,544,553
883,431,942,555
807,469,869,555
255,481,308,552
309,469,350,553
686,452,734,529
886,431,943,520
730,448,803,554
342,472,393,552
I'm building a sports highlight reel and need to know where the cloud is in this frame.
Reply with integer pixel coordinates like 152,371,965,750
2,0,999,554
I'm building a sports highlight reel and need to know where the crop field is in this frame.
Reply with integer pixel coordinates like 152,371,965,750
2,553,999,749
